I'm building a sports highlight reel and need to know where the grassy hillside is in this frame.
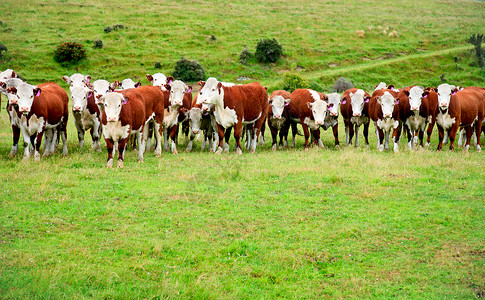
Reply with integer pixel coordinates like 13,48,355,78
1,0,485,298
1,0,484,89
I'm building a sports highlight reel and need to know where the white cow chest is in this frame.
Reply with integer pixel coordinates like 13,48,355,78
436,111,456,130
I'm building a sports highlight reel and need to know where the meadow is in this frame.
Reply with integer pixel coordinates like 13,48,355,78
1,0,485,298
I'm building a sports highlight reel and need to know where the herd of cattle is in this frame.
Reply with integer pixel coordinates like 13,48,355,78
0,68,484,167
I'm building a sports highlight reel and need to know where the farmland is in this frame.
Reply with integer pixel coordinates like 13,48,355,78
1,0,485,298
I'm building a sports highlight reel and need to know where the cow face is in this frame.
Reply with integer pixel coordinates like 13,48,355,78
91,80,115,104
197,77,222,107
62,73,91,86
436,83,457,110
70,85,91,112
307,100,328,125
119,78,141,90
408,86,425,112
374,82,387,91
326,93,341,117
1,78,23,105
188,107,203,134
15,83,41,114
270,95,290,119
1,69,16,80
146,73,173,91
350,89,369,117
377,91,398,118
99,92,127,122
166,80,191,107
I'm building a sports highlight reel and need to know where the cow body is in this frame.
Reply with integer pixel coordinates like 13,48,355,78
197,78,268,154
288,89,329,149
9,82,69,160
1,78,25,156
340,88,371,147
268,90,292,151
369,89,400,152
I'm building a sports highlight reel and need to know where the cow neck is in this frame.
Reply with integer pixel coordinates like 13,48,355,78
86,94,100,115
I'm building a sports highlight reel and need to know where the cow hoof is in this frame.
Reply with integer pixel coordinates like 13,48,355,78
236,148,243,155
8,153,15,158
304,147,309,152
137,158,143,163
117,160,124,168
477,145,482,152
393,144,399,153
271,145,277,152
464,145,470,152
155,153,161,157
215,147,223,155
107,159,113,168
335,144,340,150
378,145,384,152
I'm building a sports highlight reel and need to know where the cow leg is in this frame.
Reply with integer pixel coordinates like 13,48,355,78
186,132,195,152
92,121,102,152
20,126,32,160
377,127,385,152
75,120,85,148
301,121,310,150
138,127,146,162
354,124,359,147
258,121,266,146
333,124,340,149
448,124,459,151
475,118,483,152
105,138,114,168
33,129,44,162
117,138,128,168
436,125,444,151
392,127,400,153
457,128,465,148
312,129,323,148
163,127,170,151
252,114,266,152
363,121,370,146
343,119,350,145
215,124,225,154
464,126,474,152
224,127,231,152
270,124,278,151
384,130,390,151
290,122,298,148
43,129,54,157
234,122,243,155
9,125,20,157
426,118,435,147
170,124,179,155
443,131,449,145
418,129,425,148
60,121,68,157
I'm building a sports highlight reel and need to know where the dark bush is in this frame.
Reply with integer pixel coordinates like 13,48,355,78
54,42,87,64
255,38,283,63
0,43,7,59
282,73,309,92
104,26,113,33
172,57,205,81
467,33,484,68
332,77,354,93
93,40,103,49
239,47,251,65
154,62,162,69
113,24,125,31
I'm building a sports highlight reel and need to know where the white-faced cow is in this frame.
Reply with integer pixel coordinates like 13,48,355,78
1,77,25,156
91,79,118,103
196,77,268,154
320,92,341,148
8,82,69,160
1,69,17,108
340,88,371,147
268,90,292,151
116,78,141,90
369,88,400,152
186,94,217,152
62,73,91,87
288,89,329,150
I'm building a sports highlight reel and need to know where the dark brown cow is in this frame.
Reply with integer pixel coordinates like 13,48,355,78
268,90,292,151
288,89,329,149
369,88,400,152
8,82,69,161
99,85,164,168
340,88,371,147
196,77,268,154
435,84,485,151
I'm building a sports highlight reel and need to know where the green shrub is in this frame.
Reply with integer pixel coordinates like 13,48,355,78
282,73,309,92
239,47,251,65
255,38,282,63
172,57,205,81
54,42,87,64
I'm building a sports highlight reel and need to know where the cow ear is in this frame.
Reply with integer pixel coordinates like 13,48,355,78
0,81,6,89
85,76,91,83
62,76,70,84
403,90,410,97
33,87,41,97
87,91,93,98
387,84,394,91
395,98,400,105
217,82,223,90
122,96,129,105
268,98,273,104
85,82,93,90
284,98,291,105
164,84,171,91
422,91,429,98
7,86,17,94
364,96,370,103
96,95,104,105
11,71,16,78
307,102,313,109
114,80,120,87
146,74,153,82
432,87,438,93
451,87,458,95
198,80,205,87
135,82,141,88
110,82,118,90
166,76,174,85
187,86,192,93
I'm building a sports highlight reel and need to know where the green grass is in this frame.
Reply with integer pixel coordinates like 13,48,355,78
1,0,485,298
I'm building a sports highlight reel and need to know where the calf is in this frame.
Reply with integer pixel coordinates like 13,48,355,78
98,85,164,168
7,82,69,160
69,85,102,150
435,84,485,151
196,77,268,154
288,89,329,149
369,89,400,152
268,90,291,151
397,86,433,149
1,78,25,156
340,88,371,147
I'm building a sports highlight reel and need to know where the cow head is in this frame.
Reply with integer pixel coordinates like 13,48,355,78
436,83,458,110
70,85,92,113
1,69,16,80
407,86,426,112
1,78,24,105
12,82,41,114
377,91,398,119
374,82,387,91
197,77,222,108
269,95,290,119
307,99,328,125
91,80,115,104
146,73,173,91
99,92,127,122
188,107,203,134
326,93,341,117
349,89,369,117
166,80,191,107
62,73,91,86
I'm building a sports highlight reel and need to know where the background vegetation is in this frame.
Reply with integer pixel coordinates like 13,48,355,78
0,0,484,298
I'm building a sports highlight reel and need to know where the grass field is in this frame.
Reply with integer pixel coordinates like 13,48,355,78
1,0,485,298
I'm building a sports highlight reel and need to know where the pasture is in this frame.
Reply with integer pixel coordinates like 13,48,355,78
1,0,485,298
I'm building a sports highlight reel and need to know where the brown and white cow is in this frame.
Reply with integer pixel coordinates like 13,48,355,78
62,73,91,87
1,69,17,108
91,79,118,102
98,85,164,168
196,77,268,154
7,82,69,160
268,90,292,151
435,84,485,151
186,93,217,152
369,88,400,152
116,78,141,90
1,77,25,156
288,89,329,149
396,86,434,149
340,88,371,147
319,92,341,148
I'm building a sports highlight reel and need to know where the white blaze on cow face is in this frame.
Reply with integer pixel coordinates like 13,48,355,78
350,89,368,117
101,92,126,122
168,80,191,107
71,85,91,112
270,95,290,119
197,77,222,107
378,91,397,118
326,93,341,117
437,83,456,110
16,83,40,114
408,86,425,112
